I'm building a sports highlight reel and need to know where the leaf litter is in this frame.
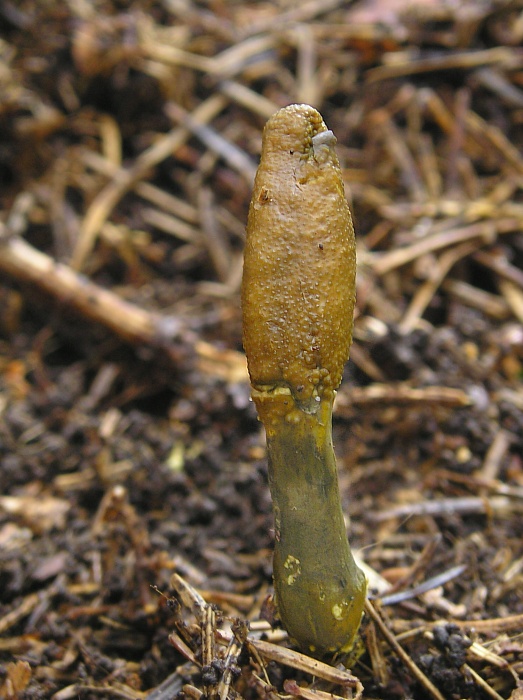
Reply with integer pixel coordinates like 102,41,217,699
0,1,522,698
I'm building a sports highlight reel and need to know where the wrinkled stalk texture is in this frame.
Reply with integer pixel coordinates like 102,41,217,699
267,401,366,656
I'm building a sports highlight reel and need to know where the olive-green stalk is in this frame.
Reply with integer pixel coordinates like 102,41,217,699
242,104,366,657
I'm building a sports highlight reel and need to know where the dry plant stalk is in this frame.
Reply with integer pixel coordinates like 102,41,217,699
242,104,366,657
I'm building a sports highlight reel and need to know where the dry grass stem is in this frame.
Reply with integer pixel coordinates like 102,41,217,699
364,600,446,700
72,94,227,270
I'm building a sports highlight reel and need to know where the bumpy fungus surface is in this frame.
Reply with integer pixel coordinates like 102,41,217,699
242,104,355,415
242,104,366,657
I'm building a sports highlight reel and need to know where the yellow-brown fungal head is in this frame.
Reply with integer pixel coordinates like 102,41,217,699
242,104,356,419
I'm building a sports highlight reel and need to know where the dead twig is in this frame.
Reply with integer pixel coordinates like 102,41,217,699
398,241,479,333
379,565,467,606
166,101,257,184
370,496,519,522
442,279,512,319
367,47,523,83
370,218,520,276
337,383,472,410
364,599,446,700
72,94,227,270
0,236,188,356
247,638,361,688
284,678,361,700
396,612,523,638
218,80,277,119
462,664,506,700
